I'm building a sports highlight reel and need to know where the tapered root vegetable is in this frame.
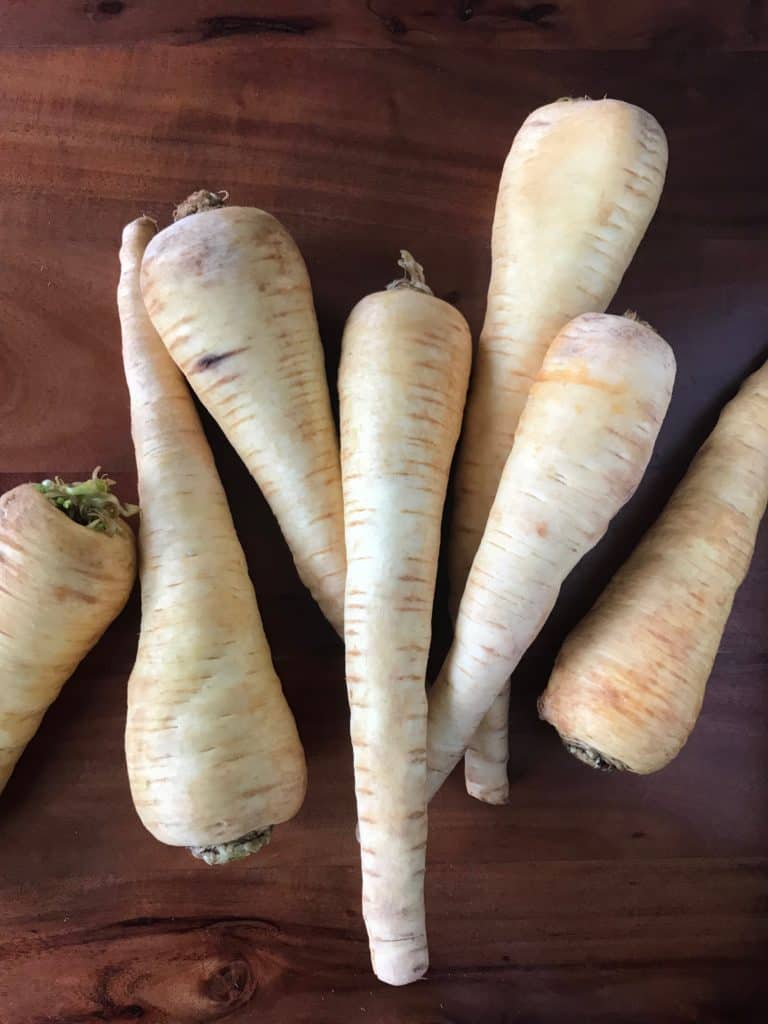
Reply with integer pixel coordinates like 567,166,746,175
0,473,136,792
340,252,471,985
427,313,675,801
539,359,768,774
452,97,668,801
464,684,511,804
120,217,306,863
140,191,346,634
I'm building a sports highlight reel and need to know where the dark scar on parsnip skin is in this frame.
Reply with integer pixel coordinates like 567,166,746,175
194,348,248,372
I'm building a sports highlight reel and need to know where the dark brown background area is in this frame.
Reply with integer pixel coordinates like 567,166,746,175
0,3,767,1022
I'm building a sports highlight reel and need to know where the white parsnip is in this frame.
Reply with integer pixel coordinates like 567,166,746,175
452,98,668,801
428,313,675,800
140,192,346,634
0,475,135,793
120,217,306,863
540,359,768,774
340,253,471,985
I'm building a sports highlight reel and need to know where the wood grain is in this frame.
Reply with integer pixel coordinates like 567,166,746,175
1,1,766,51
0,9,766,1023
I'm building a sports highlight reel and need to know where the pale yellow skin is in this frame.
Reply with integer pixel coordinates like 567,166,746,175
452,98,668,802
120,218,306,856
339,284,471,986
540,359,768,774
0,485,135,791
427,313,675,801
140,205,346,634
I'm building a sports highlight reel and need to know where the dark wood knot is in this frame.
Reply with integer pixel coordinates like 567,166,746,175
202,958,256,1008
197,16,317,41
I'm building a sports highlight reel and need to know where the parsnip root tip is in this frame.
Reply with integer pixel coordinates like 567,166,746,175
465,781,510,805
189,826,273,865
173,189,230,222
386,250,434,296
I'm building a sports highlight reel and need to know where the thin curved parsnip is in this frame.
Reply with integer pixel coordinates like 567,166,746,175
452,98,668,802
540,358,768,774
428,313,675,801
140,193,345,634
340,254,471,986
0,477,135,793
120,217,306,864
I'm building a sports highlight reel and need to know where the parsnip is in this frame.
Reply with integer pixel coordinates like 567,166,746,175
340,253,471,985
539,359,768,774
0,473,135,792
453,98,668,801
140,192,346,634
120,217,306,862
428,313,675,800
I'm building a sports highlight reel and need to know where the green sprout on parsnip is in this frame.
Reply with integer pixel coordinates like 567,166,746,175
36,469,138,536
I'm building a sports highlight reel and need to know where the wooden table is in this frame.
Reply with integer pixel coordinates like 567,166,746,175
0,4,766,1021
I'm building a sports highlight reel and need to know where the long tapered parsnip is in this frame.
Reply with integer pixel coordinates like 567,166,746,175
427,313,675,800
539,359,768,774
454,98,668,802
120,217,306,863
340,253,471,986
0,474,136,793
140,192,345,634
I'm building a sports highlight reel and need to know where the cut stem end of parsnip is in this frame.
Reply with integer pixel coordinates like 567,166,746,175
173,189,229,222
189,826,273,865
386,250,434,296
36,469,138,536
563,739,627,773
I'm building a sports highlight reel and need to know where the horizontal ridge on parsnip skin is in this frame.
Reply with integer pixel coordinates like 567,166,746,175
0,476,136,794
452,96,669,804
340,252,471,986
119,217,306,864
140,191,346,636
539,357,768,775
427,311,676,802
